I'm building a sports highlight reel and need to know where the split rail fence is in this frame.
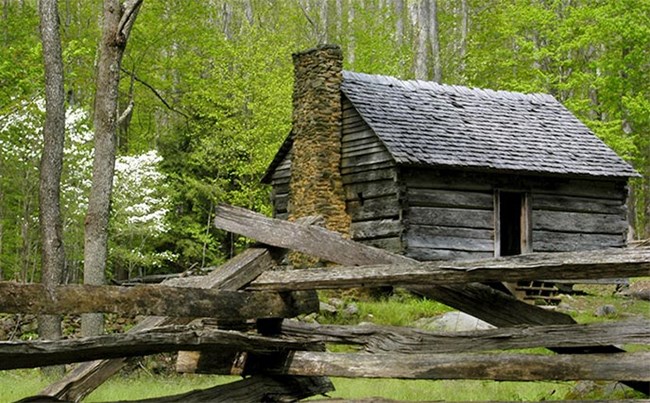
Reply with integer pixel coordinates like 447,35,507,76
2,204,649,402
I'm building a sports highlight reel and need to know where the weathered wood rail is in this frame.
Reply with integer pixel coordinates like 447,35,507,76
5,204,648,402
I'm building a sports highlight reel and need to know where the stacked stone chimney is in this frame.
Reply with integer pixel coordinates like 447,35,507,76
289,45,350,237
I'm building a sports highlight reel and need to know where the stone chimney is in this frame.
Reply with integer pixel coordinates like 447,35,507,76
289,45,350,237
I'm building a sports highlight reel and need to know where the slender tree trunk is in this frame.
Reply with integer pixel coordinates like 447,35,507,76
319,0,328,43
414,0,429,80
459,0,469,77
244,0,253,25
335,0,342,41
394,0,404,46
38,0,66,378
20,190,34,283
82,0,143,337
347,0,355,65
428,0,441,83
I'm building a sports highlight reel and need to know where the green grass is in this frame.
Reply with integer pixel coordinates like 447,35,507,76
85,373,236,402
0,369,235,402
319,289,453,326
325,378,572,401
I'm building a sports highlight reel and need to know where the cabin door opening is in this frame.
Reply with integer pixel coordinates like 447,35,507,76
496,191,531,257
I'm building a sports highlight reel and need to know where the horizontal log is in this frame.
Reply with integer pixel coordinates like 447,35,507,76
341,151,394,169
403,169,627,200
408,206,494,229
532,230,625,252
248,248,650,291
0,282,318,319
405,248,494,262
533,210,627,234
340,160,396,175
342,144,388,159
405,233,493,251
359,237,402,252
406,188,493,209
265,351,650,381
279,320,650,353
0,325,320,370
348,197,400,221
350,219,403,240
344,180,399,201
342,167,396,184
532,193,625,215
341,128,376,143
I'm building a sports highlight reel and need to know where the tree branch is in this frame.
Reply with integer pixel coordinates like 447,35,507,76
120,67,188,118
117,0,144,46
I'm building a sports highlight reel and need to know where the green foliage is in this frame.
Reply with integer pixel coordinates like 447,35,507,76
1,0,649,280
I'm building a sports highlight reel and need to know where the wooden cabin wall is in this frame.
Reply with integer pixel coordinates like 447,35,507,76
401,169,629,260
530,179,628,252
270,152,291,219
401,170,496,261
341,98,402,252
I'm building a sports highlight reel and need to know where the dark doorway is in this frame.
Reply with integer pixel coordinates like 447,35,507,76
498,191,525,256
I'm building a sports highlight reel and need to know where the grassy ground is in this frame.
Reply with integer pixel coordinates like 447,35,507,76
2,282,648,402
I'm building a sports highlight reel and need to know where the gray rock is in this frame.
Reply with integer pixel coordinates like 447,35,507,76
328,297,345,308
594,304,617,317
319,302,338,314
343,303,359,316
413,312,495,332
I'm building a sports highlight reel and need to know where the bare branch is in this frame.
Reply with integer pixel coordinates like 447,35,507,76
120,67,189,118
116,0,143,46
117,98,134,126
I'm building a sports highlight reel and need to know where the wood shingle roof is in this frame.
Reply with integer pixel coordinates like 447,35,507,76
341,71,638,178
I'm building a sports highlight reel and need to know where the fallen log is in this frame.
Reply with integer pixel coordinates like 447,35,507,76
248,247,650,291
278,319,650,354
0,282,317,319
0,325,320,370
261,351,650,382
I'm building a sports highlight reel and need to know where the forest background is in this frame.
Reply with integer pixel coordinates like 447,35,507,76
1,0,648,285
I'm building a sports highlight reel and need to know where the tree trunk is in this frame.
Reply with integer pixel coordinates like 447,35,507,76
394,0,404,46
414,0,428,80
37,0,67,377
319,0,328,43
347,0,355,65
428,0,441,83
83,0,143,337
459,0,468,76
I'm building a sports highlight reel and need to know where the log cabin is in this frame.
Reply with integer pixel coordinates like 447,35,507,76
262,45,639,276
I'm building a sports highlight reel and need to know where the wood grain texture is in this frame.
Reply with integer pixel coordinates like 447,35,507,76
278,320,650,353
248,247,650,291
0,282,318,319
265,351,650,381
0,325,320,370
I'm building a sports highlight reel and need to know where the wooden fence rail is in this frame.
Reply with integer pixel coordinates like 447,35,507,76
3,320,648,370
0,282,318,318
3,204,646,402
247,248,650,291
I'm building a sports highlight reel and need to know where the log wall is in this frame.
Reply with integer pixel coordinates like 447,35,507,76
341,98,402,253
401,169,629,260
269,152,291,220
402,169,495,261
